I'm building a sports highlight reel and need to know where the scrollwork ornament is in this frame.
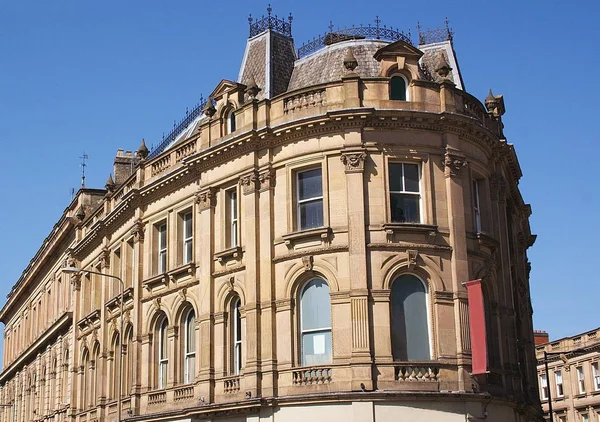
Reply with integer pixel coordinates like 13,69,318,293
258,167,276,191
443,146,468,177
131,219,145,243
239,171,258,195
340,150,367,173
195,187,216,211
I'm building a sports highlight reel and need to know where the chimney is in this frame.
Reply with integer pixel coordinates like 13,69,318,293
533,330,550,345
113,149,139,186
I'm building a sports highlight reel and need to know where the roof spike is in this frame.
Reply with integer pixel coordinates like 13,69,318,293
267,4,272,17
137,138,149,159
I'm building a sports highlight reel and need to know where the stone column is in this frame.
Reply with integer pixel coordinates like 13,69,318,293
340,147,372,390
131,217,145,401
442,142,470,390
239,170,260,397
195,187,216,401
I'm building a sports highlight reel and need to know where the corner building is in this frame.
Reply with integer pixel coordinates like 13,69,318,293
0,12,541,422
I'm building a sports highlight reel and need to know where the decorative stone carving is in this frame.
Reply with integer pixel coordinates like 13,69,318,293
203,97,216,118
178,288,187,301
340,150,367,173
443,146,468,177
407,249,418,270
195,187,217,211
343,48,358,72
227,276,235,292
489,173,506,201
153,297,161,310
131,219,145,243
239,171,258,195
70,272,81,292
100,246,111,269
245,75,261,100
258,167,276,191
302,255,314,271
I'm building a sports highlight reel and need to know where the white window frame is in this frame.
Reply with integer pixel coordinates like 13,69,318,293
593,362,600,391
540,373,548,400
158,320,168,389
555,370,564,397
182,211,193,264
388,162,422,224
158,222,167,274
226,189,238,248
227,110,236,134
183,309,195,384
233,298,242,375
300,278,332,366
389,73,410,101
577,366,586,394
296,167,324,231
472,179,482,233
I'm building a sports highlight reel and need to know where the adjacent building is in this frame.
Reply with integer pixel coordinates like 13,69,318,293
536,328,600,421
0,10,541,422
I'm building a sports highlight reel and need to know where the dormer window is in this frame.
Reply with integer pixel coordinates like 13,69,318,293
390,75,408,101
226,110,236,134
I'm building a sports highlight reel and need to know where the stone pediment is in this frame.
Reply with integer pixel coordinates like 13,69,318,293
209,79,246,100
373,40,424,62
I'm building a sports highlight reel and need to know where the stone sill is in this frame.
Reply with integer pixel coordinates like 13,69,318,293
214,246,243,262
282,226,331,246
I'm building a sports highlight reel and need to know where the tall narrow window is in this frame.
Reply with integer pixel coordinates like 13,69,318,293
184,310,196,384
227,111,236,134
158,319,168,389
390,75,407,101
300,279,332,366
555,370,564,397
110,336,120,400
125,239,134,288
390,274,430,361
183,212,193,264
297,168,324,230
112,248,121,298
389,163,421,223
233,299,242,375
577,366,586,394
593,362,600,391
473,179,482,233
540,373,548,400
158,222,167,273
226,189,238,247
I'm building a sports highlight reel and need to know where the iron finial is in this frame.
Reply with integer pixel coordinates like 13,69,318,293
267,4,272,17
328,21,334,33
288,13,293,24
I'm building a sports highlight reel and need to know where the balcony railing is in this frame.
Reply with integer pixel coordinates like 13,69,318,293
223,375,241,393
173,385,194,402
292,366,332,385
148,390,166,406
394,364,440,382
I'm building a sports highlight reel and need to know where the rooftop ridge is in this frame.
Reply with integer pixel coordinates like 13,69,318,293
417,18,453,45
248,5,293,38
297,17,412,59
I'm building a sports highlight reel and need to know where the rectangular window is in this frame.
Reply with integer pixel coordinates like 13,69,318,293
577,366,586,394
226,189,238,247
125,239,134,289
593,362,600,391
582,414,589,422
555,370,564,397
473,179,482,233
182,211,193,264
157,222,167,273
540,374,548,400
389,163,421,223
112,248,121,298
233,300,242,375
296,168,323,230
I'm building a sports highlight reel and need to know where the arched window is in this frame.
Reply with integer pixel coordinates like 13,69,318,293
300,278,332,366
183,309,196,383
226,110,236,134
231,298,242,375
157,318,169,389
390,274,430,361
61,350,69,405
123,326,133,396
91,343,100,406
109,334,120,400
390,75,408,101
80,348,89,409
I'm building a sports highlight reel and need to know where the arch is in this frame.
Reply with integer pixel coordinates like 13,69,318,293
381,254,445,292
173,298,199,325
284,257,340,300
390,273,431,361
389,74,409,101
299,277,332,366
218,101,239,136
181,306,196,384
155,314,169,389
216,278,247,313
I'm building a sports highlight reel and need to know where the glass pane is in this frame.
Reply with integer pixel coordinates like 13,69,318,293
160,322,168,357
235,301,242,341
390,194,420,223
184,213,193,238
299,200,323,230
404,164,419,192
298,169,322,200
187,312,195,352
389,163,403,192
390,275,429,361
302,330,332,366
390,76,406,101
159,224,167,249
301,279,331,331
184,241,193,263
230,190,237,217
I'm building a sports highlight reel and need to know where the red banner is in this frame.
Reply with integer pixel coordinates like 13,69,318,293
465,279,488,375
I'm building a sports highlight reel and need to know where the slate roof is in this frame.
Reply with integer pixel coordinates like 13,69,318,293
288,39,387,92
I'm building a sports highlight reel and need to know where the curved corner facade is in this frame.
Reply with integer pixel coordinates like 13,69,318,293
0,18,541,422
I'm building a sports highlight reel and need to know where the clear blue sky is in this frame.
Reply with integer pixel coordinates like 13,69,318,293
0,0,598,352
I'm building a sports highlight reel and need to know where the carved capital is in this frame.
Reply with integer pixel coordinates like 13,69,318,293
340,150,367,173
195,187,216,211
239,171,258,195
100,246,110,270
258,167,276,191
131,219,145,243
70,273,81,292
443,146,468,177
489,173,506,202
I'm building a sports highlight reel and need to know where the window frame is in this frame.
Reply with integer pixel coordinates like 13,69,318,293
299,277,333,367
157,318,169,389
181,210,193,265
295,166,324,231
387,161,423,224
225,187,239,248
156,221,168,274
555,369,564,397
472,178,482,233
389,73,409,101
183,309,196,384
540,373,548,400
226,110,236,134
577,366,586,394
231,298,243,375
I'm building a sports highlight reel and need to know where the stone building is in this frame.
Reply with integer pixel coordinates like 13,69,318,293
536,328,600,421
0,10,540,422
